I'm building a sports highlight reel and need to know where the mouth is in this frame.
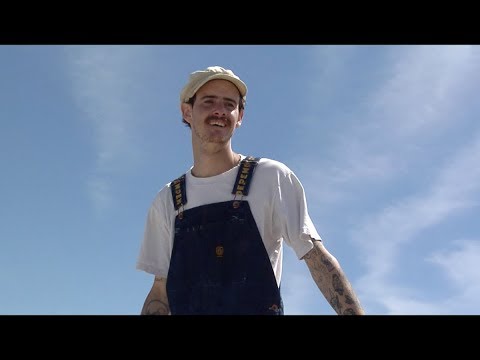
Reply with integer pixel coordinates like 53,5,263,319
208,118,227,128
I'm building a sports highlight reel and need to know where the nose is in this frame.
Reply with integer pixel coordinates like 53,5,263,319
212,101,227,116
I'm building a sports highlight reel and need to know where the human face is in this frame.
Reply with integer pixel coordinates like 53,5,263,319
182,79,243,146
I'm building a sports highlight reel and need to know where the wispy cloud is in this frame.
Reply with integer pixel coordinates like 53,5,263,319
427,239,480,313
348,46,480,313
367,45,475,137
351,129,480,266
87,176,112,212
65,46,152,213
286,45,480,314
304,45,479,205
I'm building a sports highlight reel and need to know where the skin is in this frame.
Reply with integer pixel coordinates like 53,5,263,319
141,277,169,315
302,240,365,315
141,79,365,315
180,79,244,178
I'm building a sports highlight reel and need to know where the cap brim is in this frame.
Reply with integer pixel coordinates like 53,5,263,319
181,74,247,103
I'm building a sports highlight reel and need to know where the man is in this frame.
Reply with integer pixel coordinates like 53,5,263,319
136,66,365,315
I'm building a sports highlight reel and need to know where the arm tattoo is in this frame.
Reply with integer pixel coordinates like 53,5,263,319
304,241,365,315
332,274,344,295
329,290,343,314
321,254,335,272
303,250,325,285
141,299,169,315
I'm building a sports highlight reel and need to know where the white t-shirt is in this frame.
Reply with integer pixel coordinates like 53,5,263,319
136,155,322,286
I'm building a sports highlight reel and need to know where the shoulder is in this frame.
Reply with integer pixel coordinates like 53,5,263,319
150,178,180,211
256,157,294,178
254,157,306,191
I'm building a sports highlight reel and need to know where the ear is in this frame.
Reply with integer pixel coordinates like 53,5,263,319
181,103,193,126
235,108,244,128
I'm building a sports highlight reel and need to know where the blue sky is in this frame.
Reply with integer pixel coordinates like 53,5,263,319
1,45,480,315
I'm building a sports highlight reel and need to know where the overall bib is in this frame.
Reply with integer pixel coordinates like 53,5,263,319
166,156,283,315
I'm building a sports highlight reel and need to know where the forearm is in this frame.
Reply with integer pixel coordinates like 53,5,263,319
141,277,170,315
303,241,365,315
141,295,170,315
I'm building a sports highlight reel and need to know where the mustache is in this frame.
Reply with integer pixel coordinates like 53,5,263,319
206,115,229,123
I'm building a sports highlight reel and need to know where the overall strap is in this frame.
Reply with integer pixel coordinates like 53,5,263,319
170,174,187,210
232,156,261,196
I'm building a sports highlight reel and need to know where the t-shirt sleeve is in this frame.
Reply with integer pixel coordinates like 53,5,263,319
273,169,322,260
136,194,173,278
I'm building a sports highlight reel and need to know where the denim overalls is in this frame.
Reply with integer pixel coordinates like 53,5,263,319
166,156,283,315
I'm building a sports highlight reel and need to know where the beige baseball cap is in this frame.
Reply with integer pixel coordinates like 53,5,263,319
180,66,247,104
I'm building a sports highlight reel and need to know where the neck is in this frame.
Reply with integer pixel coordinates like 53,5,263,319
191,145,241,178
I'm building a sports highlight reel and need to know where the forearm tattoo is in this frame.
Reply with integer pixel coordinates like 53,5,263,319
141,277,170,315
321,254,335,272
332,274,344,295
328,290,342,314
141,299,169,315
304,242,364,315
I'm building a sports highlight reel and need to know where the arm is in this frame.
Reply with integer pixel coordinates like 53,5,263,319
141,276,170,315
302,240,365,315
